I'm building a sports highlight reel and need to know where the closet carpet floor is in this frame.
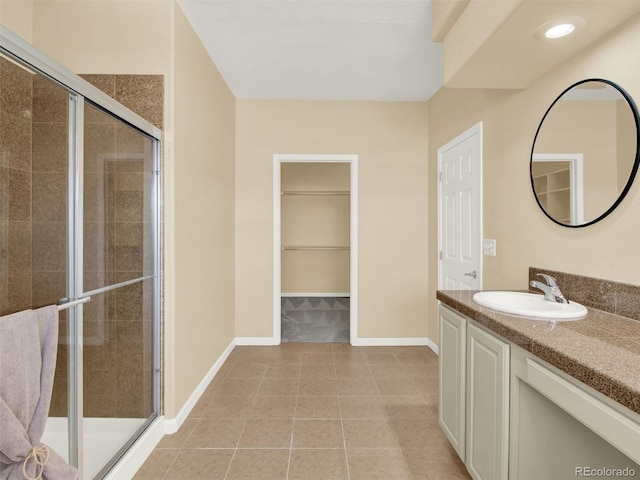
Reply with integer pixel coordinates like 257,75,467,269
133,343,471,480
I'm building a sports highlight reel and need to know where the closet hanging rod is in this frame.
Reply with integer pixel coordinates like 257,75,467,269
57,296,91,311
281,190,350,196
282,245,350,251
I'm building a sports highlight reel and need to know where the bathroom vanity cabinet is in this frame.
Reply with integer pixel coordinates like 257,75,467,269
438,305,509,480
438,301,640,480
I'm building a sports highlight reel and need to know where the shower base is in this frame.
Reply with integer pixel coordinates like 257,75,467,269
42,417,146,479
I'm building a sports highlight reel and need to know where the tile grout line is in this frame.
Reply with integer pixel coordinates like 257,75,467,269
285,408,295,480
224,360,266,480
140,345,459,479
338,384,352,480
221,422,245,480
286,365,303,479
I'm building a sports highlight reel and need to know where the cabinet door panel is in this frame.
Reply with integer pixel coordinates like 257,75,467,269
466,323,509,480
438,305,466,460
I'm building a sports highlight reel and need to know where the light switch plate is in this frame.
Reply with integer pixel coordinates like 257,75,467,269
483,239,496,256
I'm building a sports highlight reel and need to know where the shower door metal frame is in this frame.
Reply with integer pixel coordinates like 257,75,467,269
0,25,163,480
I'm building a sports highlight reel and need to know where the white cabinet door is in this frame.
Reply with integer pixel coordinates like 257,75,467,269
438,305,467,460
466,322,510,480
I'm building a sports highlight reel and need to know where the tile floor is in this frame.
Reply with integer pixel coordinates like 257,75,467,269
133,343,471,480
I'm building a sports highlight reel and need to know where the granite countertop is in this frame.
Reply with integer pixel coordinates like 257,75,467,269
437,289,640,416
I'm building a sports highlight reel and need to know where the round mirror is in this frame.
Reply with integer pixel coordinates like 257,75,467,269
531,79,640,227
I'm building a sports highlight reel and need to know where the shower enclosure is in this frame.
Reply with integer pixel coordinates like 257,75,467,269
0,28,161,479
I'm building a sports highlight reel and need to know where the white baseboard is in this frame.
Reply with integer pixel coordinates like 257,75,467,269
425,337,439,355
351,337,433,347
235,337,279,346
164,338,236,434
103,416,165,480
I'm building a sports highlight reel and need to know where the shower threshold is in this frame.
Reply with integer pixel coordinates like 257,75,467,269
42,417,146,479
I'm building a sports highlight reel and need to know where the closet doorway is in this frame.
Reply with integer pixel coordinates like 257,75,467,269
273,155,358,344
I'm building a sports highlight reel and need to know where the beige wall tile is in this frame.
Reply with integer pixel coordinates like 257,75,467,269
32,122,67,173
115,75,164,128
0,112,31,171
32,76,67,123
84,369,117,417
115,369,153,418
32,172,66,221
80,74,117,99
32,221,65,271
0,58,32,118
9,168,30,221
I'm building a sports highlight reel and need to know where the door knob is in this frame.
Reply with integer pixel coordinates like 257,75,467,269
465,270,478,279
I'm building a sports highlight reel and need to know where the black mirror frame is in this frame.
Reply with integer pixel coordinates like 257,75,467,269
530,78,640,228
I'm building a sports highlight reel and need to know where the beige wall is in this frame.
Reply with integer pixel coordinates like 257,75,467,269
617,98,637,191
428,14,640,343
0,0,33,42
534,100,618,220
31,0,172,75
236,101,429,339
3,0,237,419
173,3,235,413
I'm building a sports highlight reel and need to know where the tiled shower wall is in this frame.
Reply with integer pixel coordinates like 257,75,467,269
0,56,163,419
0,56,35,314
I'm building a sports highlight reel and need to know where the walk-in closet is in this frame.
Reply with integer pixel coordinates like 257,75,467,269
280,162,351,342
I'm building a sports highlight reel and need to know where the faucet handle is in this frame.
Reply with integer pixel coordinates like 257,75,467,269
537,273,558,287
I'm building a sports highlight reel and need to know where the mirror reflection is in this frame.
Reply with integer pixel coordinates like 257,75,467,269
531,79,639,227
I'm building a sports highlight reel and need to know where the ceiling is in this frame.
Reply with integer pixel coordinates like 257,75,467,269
177,0,444,102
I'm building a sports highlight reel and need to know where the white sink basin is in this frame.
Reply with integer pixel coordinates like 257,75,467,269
472,291,587,320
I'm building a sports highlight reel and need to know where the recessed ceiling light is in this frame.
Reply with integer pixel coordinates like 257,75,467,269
545,23,575,39
535,16,586,41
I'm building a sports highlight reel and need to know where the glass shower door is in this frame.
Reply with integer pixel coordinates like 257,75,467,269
1,27,161,479
0,51,73,466
82,102,157,479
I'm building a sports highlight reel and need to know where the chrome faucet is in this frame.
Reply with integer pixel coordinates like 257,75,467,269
529,273,569,304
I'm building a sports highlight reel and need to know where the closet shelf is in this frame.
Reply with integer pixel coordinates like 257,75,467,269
281,190,350,196
282,245,350,251
545,187,570,194
532,168,570,179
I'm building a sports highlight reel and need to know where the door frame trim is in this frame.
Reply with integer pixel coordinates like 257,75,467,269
437,122,483,290
531,153,584,225
273,154,358,344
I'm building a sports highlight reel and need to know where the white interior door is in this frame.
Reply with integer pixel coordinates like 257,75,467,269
438,123,483,290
